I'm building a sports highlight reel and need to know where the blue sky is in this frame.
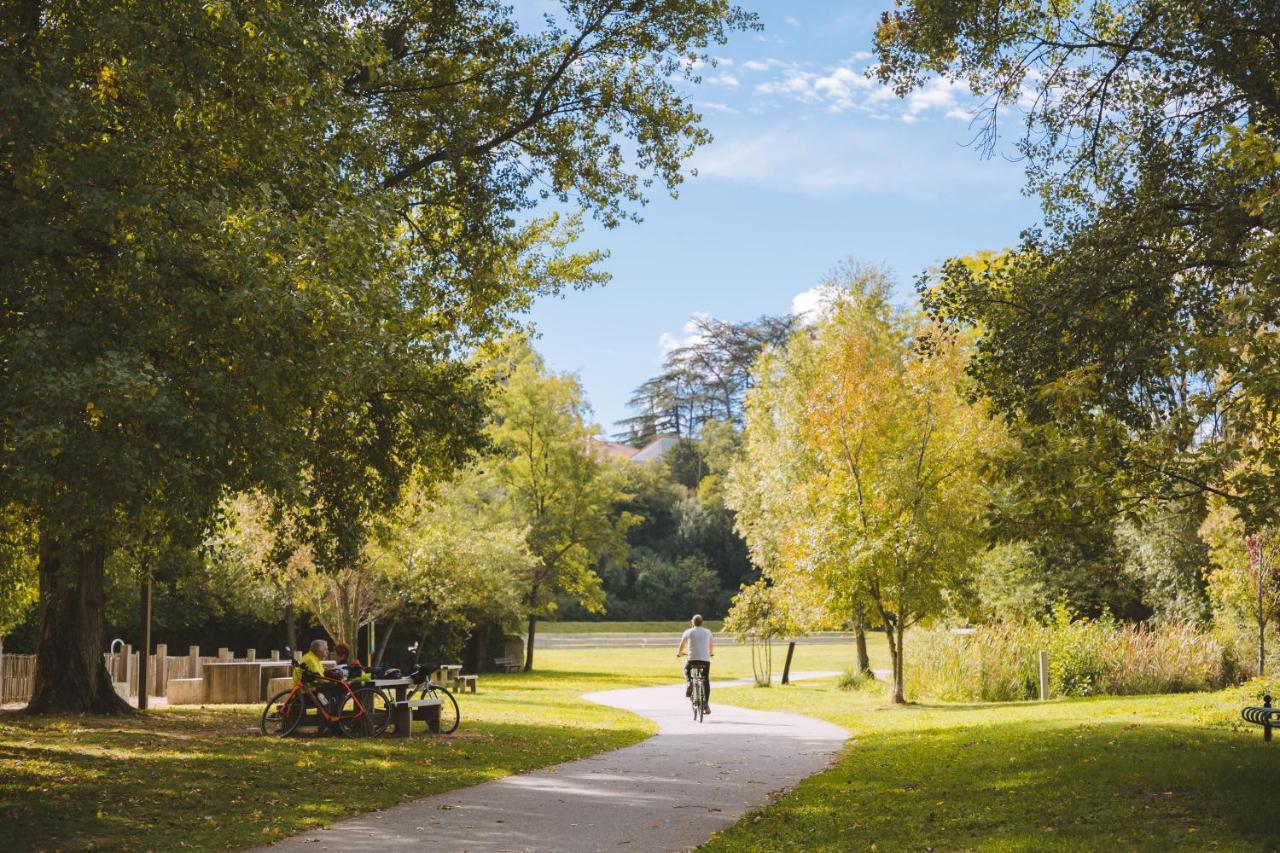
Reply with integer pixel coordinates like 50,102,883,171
525,2,1041,435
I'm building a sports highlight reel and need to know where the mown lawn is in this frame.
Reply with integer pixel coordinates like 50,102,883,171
537,619,724,633
0,637,877,851
703,677,1280,851
2,669,657,852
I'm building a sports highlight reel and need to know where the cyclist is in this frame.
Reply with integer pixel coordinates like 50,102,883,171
676,614,714,714
294,638,329,685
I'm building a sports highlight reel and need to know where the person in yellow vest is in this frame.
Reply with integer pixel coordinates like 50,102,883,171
294,638,329,685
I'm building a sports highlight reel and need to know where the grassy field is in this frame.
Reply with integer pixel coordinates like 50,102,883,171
1,639,872,851
704,676,1280,851
538,620,724,633
1,669,657,851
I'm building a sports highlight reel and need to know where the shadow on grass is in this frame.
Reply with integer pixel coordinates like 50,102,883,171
0,707,650,851
708,713,1280,851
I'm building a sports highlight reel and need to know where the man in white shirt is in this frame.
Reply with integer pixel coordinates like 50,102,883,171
676,614,714,713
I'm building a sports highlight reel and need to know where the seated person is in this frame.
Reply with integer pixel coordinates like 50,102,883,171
331,642,365,680
294,638,329,686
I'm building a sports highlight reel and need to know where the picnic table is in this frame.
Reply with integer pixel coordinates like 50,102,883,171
376,677,442,738
431,664,462,687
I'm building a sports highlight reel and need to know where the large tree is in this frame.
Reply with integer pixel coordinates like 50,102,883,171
3,0,755,712
877,2,1280,530
483,337,633,671
729,266,1000,703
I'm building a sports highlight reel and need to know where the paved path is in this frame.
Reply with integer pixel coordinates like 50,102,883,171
260,673,847,852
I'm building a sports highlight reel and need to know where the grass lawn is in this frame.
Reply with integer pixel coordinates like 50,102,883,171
538,620,724,633
1,638,874,851
703,676,1280,851
2,669,657,852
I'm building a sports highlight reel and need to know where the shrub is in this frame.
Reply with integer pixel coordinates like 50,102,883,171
906,612,1237,702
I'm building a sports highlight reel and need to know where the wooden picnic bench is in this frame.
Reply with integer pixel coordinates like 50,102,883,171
493,655,521,673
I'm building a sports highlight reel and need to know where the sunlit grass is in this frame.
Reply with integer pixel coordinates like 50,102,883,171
702,676,1280,851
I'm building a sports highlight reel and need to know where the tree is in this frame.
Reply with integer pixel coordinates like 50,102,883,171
1201,500,1280,675
372,472,528,664
4,0,755,712
617,314,794,442
878,2,1280,530
729,266,1001,703
483,338,634,671
0,506,37,640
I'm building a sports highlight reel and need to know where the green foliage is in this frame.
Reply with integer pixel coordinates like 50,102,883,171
482,336,633,654
727,263,1002,701
905,614,1234,703
879,2,1280,529
0,507,37,638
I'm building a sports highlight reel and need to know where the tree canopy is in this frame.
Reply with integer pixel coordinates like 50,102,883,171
3,0,756,712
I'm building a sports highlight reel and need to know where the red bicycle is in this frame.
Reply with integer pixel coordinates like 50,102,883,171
260,650,391,737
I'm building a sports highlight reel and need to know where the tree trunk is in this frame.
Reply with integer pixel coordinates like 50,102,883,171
881,617,905,705
893,623,906,704
854,609,871,676
524,614,537,672
27,531,132,715
1259,617,1267,677
374,619,395,668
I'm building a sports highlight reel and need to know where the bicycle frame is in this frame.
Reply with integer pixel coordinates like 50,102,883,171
284,672,370,723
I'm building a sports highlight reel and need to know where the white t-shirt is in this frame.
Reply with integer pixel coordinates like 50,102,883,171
682,626,713,662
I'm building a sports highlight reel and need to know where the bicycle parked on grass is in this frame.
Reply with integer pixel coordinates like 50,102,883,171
405,642,461,734
260,647,392,738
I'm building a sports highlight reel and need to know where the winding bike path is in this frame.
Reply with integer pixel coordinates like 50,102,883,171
260,672,847,852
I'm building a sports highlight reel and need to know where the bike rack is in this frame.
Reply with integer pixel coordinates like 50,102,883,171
1242,694,1280,742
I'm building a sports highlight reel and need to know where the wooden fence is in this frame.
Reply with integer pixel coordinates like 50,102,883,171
0,645,287,704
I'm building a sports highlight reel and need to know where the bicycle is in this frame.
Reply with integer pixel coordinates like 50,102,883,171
679,653,708,722
260,647,392,738
405,642,461,735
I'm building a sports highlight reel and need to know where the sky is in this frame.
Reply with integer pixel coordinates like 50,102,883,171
524,1,1041,436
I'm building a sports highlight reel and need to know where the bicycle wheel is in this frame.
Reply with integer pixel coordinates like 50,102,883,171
262,689,306,737
338,685,391,737
434,685,460,734
693,681,704,723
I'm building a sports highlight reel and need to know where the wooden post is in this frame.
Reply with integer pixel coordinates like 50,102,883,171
781,641,796,685
270,650,280,661
218,647,230,662
138,576,152,709
246,649,256,662
155,644,168,699
123,644,134,697
189,645,201,679
1038,650,1049,701
0,636,5,704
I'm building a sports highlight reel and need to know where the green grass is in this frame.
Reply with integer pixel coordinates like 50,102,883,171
1,669,656,851
0,640,875,851
538,620,724,633
703,677,1280,851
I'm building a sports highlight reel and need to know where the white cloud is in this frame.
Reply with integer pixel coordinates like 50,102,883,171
791,285,840,322
691,126,1023,197
784,16,800,27
659,312,712,356
755,68,818,101
707,73,739,88
904,77,970,122
699,100,739,114
742,58,785,73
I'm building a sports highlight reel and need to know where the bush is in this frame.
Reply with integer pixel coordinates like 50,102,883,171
906,611,1236,702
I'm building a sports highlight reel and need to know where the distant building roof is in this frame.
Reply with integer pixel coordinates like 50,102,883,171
587,434,679,464
631,434,680,463
587,437,641,460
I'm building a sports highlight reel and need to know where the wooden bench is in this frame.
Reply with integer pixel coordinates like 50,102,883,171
457,674,477,694
493,656,521,673
389,697,443,737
